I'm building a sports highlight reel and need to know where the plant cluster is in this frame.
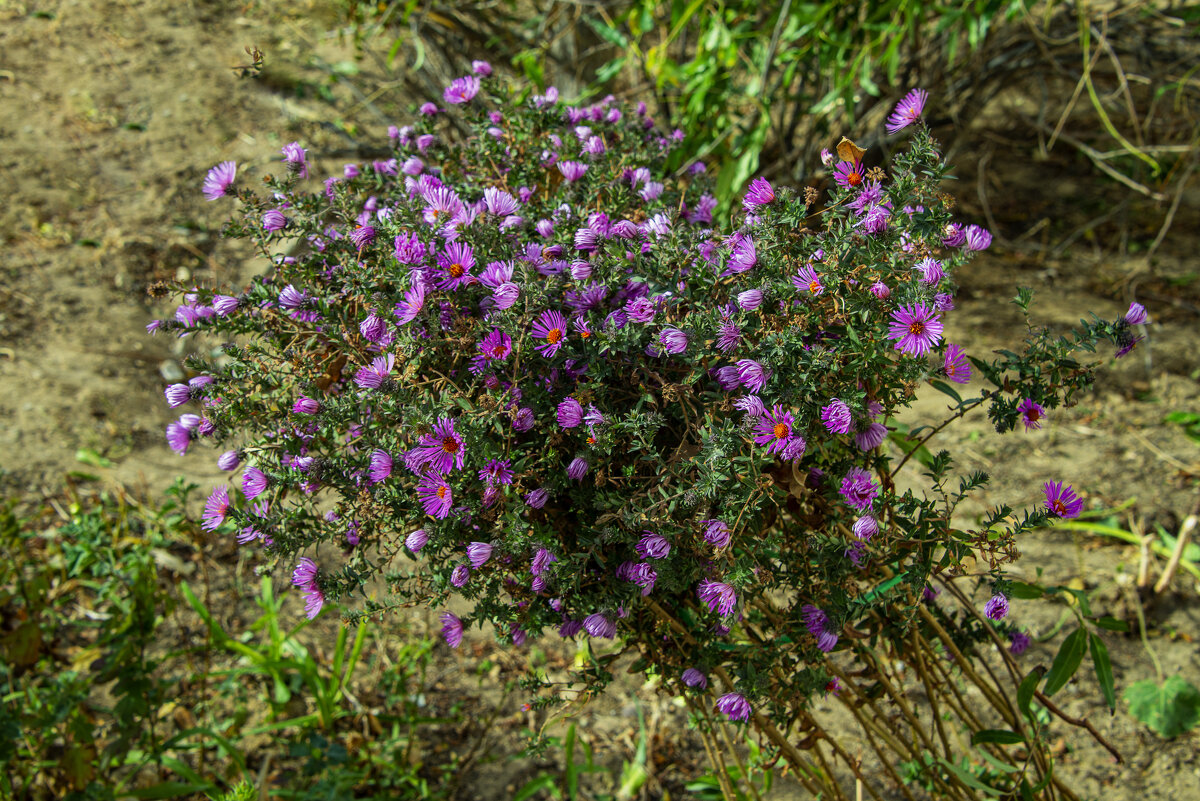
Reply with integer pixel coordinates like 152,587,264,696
158,68,1149,796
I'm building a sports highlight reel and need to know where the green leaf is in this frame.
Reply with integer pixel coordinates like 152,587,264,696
971,729,1024,746
1017,667,1044,721
1043,627,1087,697
929,380,963,406
1124,676,1200,738
1091,616,1129,632
1088,632,1117,710
1007,581,1044,600
513,774,561,801
75,448,114,468
937,758,1003,796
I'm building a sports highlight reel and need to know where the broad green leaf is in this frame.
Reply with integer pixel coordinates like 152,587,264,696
1017,667,1044,721
929,379,963,406
1091,616,1129,632
1124,677,1200,738
970,729,1024,746
1088,632,1117,710
1007,581,1044,600
1042,627,1086,697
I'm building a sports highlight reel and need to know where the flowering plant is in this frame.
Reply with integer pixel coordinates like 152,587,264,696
159,71,1145,796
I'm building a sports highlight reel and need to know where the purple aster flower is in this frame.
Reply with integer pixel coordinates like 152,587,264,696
164,383,193,408
682,668,707,689
566,457,588,480
349,225,376,251
715,693,751,723
360,311,392,346
583,612,616,639
860,203,891,234
793,264,824,295
854,421,888,451
483,187,519,217
886,302,944,357
1043,481,1083,519
467,542,494,569
753,405,806,459
726,235,757,274
202,160,237,200
409,418,466,474
870,281,890,299
293,396,320,414
531,309,568,357
531,547,556,576
393,232,427,264
213,295,239,315
625,296,657,324
450,564,469,587
472,59,492,75
443,75,480,104
984,593,1009,621
943,344,971,384
217,450,240,471
1018,398,1046,431
368,449,393,483
405,529,428,553
435,242,476,291
716,320,742,353
839,467,878,511
886,88,928,135
243,467,269,501
417,472,453,519
1124,301,1148,326
853,515,878,540
742,177,775,211
557,398,584,429
736,359,769,393
165,415,200,456
202,486,230,532
934,292,955,312
915,257,944,285
525,487,549,508
476,330,512,363
964,224,992,251
636,531,671,560
262,209,288,232
394,284,426,326
833,160,865,189
821,399,853,434
281,142,308,178
291,558,324,619
1009,630,1031,656
701,519,732,548
923,584,942,602
697,579,738,616
440,612,464,647
557,160,588,182
479,459,514,486
802,604,839,652
736,289,764,310
659,328,688,355
512,408,535,432
354,353,395,389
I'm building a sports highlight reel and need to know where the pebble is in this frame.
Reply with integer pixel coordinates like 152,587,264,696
176,266,191,282
159,359,184,382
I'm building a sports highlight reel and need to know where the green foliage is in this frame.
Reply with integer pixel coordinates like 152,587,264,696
1124,676,1200,738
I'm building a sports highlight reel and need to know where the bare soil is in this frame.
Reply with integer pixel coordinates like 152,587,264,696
2,1,1198,798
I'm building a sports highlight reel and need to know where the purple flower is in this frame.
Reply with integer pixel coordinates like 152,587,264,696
368,449,393,483
716,320,742,353
715,693,751,723
262,209,288,232
450,564,470,587
467,542,494,568
943,344,971,384
566,457,588,480
525,487,549,508
202,160,237,200
839,467,878,511
417,472,453,519
697,579,738,616
636,531,671,560
659,328,688,355
443,75,480,104
1018,398,1046,431
821,399,853,434
472,60,492,75
531,310,568,357
886,302,944,357
870,281,890,299
409,418,466,474
583,612,616,639
282,142,308,178
394,232,427,265
359,312,391,345
1124,301,1148,326
682,668,707,689
478,329,512,362
742,177,775,211
793,264,824,295
479,459,514,486
736,359,769,393
915,257,944,285
833,160,865,189
202,486,230,532
243,467,269,501
435,242,476,290
1009,630,1031,656
164,383,192,408
701,519,732,548
405,529,428,553
217,450,240,471
440,612,464,647
1043,481,1083,519
736,289,764,311
354,353,395,389
984,593,1009,621
753,405,806,460
964,224,992,251
531,547,556,576
557,398,584,429
557,160,588,182
854,421,888,451
802,604,839,652
291,558,325,619
934,292,955,312
853,515,878,540
886,88,928,135
512,408,535,432
394,284,427,325
293,396,320,414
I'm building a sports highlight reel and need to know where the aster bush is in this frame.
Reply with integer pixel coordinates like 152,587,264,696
158,70,1148,798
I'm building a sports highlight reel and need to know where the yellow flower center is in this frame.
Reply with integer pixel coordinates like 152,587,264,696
546,328,562,344
773,423,788,439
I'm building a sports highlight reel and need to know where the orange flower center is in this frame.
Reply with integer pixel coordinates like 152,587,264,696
809,281,821,293
546,328,562,344
436,486,448,499
1027,408,1041,421
580,330,591,338
448,263,464,278
909,321,925,336
492,345,506,357
1050,499,1066,515
587,436,596,445
847,171,862,187
442,437,460,454
773,423,789,439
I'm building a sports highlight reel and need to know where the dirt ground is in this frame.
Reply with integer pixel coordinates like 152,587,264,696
2,0,1198,798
